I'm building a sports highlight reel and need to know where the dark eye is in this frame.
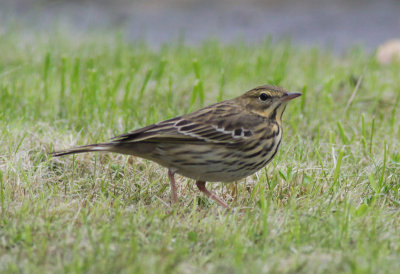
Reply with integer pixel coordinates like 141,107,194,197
259,93,270,101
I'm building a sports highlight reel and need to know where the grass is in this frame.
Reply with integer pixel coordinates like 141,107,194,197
0,29,399,273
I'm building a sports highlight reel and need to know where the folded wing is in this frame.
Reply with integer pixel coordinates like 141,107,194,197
112,101,266,145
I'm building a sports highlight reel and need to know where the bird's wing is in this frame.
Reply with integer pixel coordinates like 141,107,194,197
112,101,266,144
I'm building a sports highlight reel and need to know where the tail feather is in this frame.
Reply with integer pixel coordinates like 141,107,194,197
52,143,113,157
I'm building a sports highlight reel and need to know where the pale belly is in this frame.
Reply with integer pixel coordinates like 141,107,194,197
149,135,282,182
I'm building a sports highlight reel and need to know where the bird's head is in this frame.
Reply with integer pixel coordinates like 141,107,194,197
238,85,301,123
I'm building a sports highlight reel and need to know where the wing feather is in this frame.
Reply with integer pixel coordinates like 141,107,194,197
111,101,266,144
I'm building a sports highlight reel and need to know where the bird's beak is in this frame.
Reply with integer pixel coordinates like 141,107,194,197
281,92,302,102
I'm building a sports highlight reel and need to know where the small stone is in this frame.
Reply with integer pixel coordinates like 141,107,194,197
376,39,400,64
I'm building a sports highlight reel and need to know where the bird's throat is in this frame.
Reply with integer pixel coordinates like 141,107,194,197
252,103,287,124
274,104,287,124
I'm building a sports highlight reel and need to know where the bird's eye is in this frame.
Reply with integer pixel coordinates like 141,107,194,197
259,93,270,101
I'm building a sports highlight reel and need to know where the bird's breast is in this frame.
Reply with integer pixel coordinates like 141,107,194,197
147,123,283,183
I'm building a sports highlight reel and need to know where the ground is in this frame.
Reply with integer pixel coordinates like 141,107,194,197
0,31,399,273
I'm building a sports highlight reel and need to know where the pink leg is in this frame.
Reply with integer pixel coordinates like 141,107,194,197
196,181,229,209
168,169,178,204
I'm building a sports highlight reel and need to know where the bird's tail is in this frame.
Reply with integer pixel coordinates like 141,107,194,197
52,143,114,157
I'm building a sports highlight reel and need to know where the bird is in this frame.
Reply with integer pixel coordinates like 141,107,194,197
52,84,301,209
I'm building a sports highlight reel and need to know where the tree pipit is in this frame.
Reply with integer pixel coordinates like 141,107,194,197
53,84,301,209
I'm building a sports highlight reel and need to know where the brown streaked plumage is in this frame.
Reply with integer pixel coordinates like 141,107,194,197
52,84,301,209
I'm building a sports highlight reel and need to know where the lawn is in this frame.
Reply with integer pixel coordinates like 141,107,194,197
0,30,399,273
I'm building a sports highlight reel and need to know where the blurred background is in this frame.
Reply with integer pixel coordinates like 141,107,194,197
1,0,400,52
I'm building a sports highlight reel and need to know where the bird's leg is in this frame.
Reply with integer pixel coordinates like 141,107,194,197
168,169,178,204
196,181,229,209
